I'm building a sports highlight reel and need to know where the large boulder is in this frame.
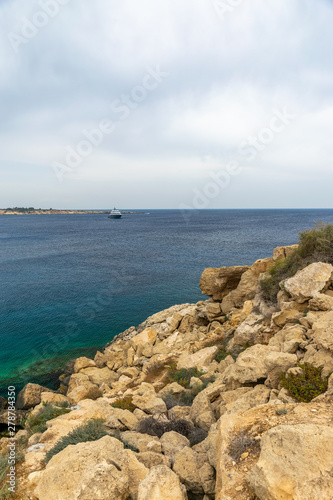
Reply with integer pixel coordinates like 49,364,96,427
176,346,219,371
160,431,190,462
80,367,119,386
73,357,96,373
17,383,53,410
222,258,273,313
221,345,271,389
173,447,204,494
34,435,148,500
138,465,187,500
248,424,333,500
283,262,333,303
272,245,298,261
310,310,333,352
199,265,249,301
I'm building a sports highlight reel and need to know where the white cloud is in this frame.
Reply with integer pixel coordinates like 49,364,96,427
0,0,333,208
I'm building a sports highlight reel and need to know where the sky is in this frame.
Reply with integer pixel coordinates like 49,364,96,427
0,0,333,209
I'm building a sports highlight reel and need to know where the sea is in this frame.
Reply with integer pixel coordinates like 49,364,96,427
1,209,333,397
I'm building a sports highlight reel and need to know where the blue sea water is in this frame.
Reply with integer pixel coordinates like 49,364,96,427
1,209,333,396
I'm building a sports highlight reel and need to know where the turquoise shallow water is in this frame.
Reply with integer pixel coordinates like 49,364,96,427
1,209,333,396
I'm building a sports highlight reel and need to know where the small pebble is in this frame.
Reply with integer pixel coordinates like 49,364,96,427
235,486,244,491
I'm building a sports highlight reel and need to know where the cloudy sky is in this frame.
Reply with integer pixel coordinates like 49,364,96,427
0,0,333,209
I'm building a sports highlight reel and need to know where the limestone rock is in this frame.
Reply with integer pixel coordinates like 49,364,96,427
132,394,167,414
39,399,121,450
222,345,271,389
222,258,273,313
272,244,298,261
200,265,249,301
121,431,161,453
160,431,190,462
177,346,218,371
138,465,187,500
158,382,187,399
136,451,172,469
34,436,137,500
16,383,53,410
173,447,203,494
309,292,333,311
271,309,303,328
224,385,270,415
131,327,158,350
190,392,216,431
248,424,333,500
227,313,266,352
80,366,119,386
303,345,333,378
310,310,333,352
268,324,307,354
73,357,96,373
283,262,333,303
40,392,69,405
264,351,298,388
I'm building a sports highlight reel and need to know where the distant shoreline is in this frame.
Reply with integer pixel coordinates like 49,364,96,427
0,209,145,215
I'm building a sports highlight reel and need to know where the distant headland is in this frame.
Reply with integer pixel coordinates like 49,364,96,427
0,207,144,215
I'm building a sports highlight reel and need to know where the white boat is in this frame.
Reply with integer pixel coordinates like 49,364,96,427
108,208,122,219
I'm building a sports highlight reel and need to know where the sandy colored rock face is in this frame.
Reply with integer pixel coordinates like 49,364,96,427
176,346,219,371
248,424,333,500
34,436,133,500
222,344,271,389
16,383,53,410
160,431,190,462
200,265,249,301
80,366,119,386
40,392,69,405
222,258,273,313
173,447,203,494
283,262,333,303
272,245,298,261
74,357,96,373
132,394,167,414
138,465,187,500
310,310,333,352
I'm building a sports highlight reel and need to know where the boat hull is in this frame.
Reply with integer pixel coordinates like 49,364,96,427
108,214,122,219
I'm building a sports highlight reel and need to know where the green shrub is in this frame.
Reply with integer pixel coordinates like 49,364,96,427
112,396,136,412
45,419,108,463
215,345,229,363
167,365,204,388
163,375,215,409
260,223,333,302
26,403,70,434
279,362,329,402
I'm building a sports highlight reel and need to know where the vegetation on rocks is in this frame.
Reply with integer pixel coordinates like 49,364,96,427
279,362,329,402
228,430,261,462
112,396,136,412
167,364,204,388
260,223,333,302
26,403,70,434
45,419,108,463
136,416,207,446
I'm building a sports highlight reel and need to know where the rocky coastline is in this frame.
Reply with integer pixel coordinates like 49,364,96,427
1,236,333,499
